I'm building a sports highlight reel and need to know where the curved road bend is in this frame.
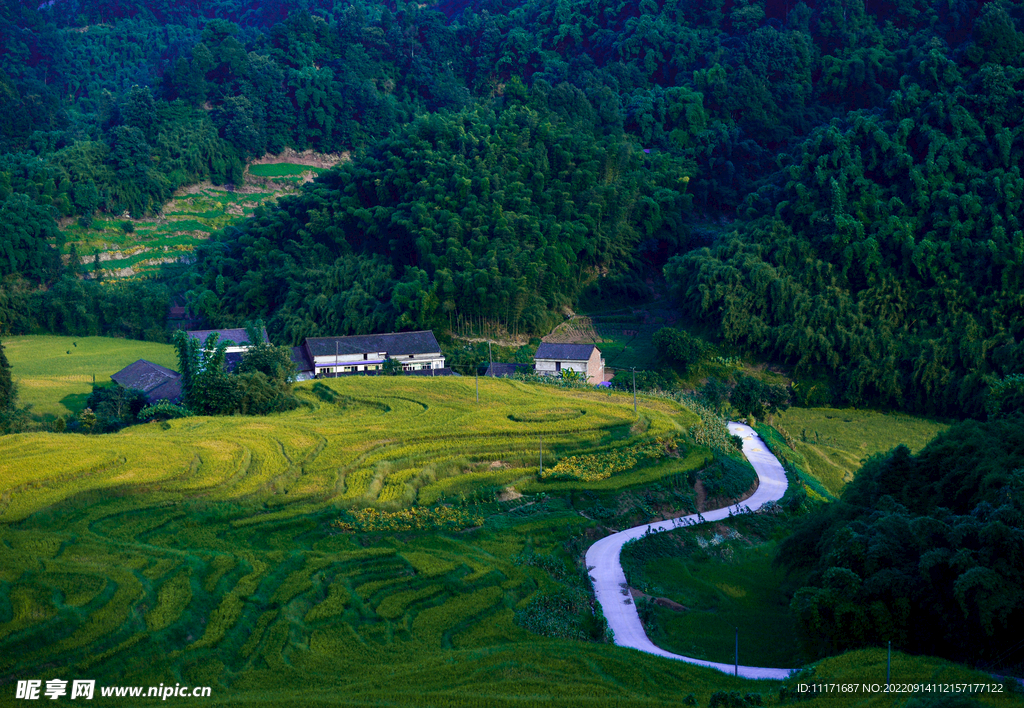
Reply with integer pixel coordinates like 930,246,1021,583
584,422,794,680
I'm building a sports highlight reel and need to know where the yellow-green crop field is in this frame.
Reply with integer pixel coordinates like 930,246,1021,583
4,335,178,421
0,376,699,521
0,378,1009,706
771,407,948,495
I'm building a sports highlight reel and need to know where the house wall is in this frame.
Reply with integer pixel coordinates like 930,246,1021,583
586,349,605,383
535,358,588,377
311,350,445,375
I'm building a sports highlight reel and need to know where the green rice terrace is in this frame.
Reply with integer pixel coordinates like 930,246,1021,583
60,162,327,279
0,378,1011,706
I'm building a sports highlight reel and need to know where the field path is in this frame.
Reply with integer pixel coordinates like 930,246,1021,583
585,422,794,680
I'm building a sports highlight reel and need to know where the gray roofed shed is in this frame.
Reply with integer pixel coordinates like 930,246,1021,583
186,327,268,347
110,360,182,404
484,362,531,377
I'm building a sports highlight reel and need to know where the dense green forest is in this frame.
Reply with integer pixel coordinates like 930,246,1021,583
2,0,1023,413
667,7,1024,416
778,416,1024,668
185,100,693,341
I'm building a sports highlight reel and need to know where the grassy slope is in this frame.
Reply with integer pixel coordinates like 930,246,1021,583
248,163,326,177
639,534,802,668
4,335,178,421
771,407,948,495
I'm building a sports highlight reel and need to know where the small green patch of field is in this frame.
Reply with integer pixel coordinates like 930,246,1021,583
248,162,326,177
772,407,948,495
4,335,178,420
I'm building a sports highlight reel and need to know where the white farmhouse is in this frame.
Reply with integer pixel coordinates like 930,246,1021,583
533,343,604,383
301,331,446,376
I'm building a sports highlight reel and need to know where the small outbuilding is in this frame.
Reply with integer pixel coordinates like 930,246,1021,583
110,360,182,404
533,343,604,383
484,362,532,378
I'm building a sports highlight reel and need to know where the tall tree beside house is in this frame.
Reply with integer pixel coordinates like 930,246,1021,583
172,329,238,416
171,322,298,417
235,321,295,383
234,320,299,415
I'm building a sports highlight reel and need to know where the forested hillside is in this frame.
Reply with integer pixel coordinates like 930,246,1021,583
668,4,1024,416
185,100,692,341
2,0,1023,412
778,416,1024,666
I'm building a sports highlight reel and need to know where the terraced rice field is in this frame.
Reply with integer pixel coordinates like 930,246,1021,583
0,378,699,521
0,380,1009,706
61,163,325,279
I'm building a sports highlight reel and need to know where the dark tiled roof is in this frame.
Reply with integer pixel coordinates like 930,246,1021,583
291,346,313,373
143,377,183,404
305,331,441,358
534,343,599,361
186,327,268,347
110,360,180,394
484,362,531,377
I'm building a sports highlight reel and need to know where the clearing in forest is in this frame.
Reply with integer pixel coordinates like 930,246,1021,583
60,160,335,279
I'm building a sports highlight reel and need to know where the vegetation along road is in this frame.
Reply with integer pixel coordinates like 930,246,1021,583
586,422,792,680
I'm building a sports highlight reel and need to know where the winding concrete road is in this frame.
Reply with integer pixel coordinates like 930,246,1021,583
584,422,794,680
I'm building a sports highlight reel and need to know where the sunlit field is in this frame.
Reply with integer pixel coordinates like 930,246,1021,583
3,335,178,421
771,407,948,495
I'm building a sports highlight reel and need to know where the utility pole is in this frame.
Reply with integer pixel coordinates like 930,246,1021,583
488,341,493,375
735,627,739,676
886,640,891,687
539,437,543,475
631,367,637,416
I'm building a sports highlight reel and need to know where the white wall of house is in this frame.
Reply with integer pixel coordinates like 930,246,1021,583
313,351,445,375
535,359,588,375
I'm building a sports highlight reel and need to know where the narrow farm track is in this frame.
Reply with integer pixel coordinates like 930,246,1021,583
585,422,795,680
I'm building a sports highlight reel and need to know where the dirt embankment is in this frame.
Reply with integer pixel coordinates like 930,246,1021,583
249,148,350,169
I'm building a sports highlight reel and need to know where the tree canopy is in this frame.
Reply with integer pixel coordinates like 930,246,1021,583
186,99,692,341
778,417,1024,666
